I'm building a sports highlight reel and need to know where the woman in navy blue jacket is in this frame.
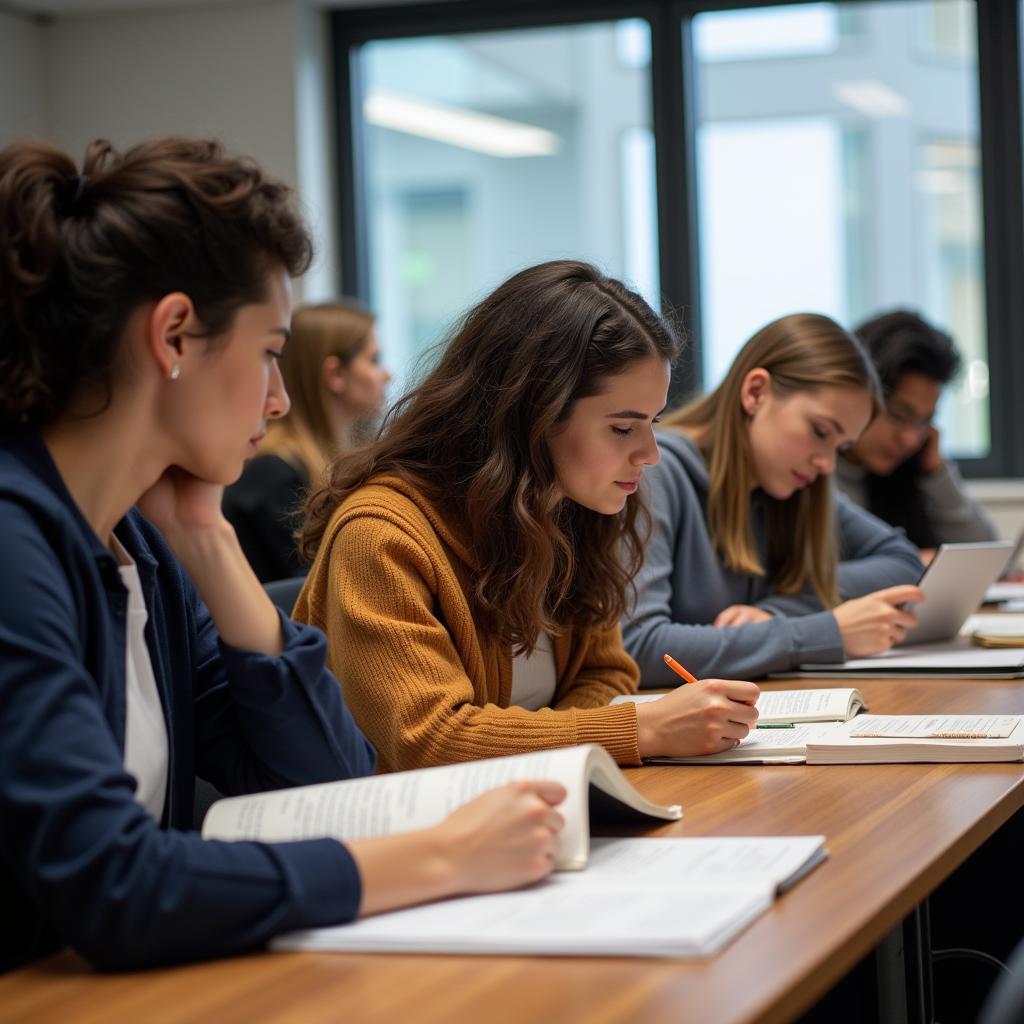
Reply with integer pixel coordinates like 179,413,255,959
0,137,564,972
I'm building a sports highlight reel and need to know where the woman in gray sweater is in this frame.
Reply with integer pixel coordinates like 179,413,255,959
625,314,925,686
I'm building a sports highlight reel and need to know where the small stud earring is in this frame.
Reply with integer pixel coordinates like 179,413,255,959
169,363,181,381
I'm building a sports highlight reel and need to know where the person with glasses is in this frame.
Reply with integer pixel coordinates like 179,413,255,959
835,310,997,556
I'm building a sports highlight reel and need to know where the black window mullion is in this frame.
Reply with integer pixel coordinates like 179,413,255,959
334,41,368,301
653,2,703,401
973,0,1024,478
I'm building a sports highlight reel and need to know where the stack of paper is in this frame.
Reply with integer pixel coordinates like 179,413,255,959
805,715,1024,764
985,582,1024,605
962,614,1024,649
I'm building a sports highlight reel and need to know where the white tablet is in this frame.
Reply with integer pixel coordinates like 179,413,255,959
901,541,1013,645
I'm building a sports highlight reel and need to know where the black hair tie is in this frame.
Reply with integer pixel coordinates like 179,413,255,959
58,174,88,217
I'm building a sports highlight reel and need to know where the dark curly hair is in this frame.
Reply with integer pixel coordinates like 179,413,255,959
300,260,682,652
855,309,962,548
0,137,313,429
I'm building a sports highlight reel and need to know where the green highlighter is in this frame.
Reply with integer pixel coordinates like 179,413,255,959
756,723,796,729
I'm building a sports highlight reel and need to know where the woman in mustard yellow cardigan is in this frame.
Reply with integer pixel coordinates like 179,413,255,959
295,260,760,772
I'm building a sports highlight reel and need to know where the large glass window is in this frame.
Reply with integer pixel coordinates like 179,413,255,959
693,0,987,457
357,21,656,387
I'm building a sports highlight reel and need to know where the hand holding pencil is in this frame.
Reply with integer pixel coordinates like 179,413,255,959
633,654,760,759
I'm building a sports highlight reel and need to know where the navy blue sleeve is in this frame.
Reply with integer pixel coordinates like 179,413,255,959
190,599,377,796
0,505,369,971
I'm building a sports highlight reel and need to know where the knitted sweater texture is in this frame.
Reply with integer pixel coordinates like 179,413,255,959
294,475,642,772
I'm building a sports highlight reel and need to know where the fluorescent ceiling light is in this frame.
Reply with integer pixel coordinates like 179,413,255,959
832,79,910,118
915,169,967,195
364,90,560,158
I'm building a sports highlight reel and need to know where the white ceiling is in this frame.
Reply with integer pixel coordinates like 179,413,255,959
5,0,406,13
6,0,259,12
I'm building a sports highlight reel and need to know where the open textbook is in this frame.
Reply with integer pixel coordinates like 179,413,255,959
201,744,681,871
804,715,1024,764
271,834,828,958
613,688,866,725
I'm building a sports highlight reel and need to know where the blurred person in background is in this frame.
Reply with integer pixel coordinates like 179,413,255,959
223,301,391,581
836,310,997,559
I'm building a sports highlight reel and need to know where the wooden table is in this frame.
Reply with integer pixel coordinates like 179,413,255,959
2,676,1022,1024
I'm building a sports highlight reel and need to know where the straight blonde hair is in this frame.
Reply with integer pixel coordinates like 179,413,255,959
258,301,375,482
663,313,881,607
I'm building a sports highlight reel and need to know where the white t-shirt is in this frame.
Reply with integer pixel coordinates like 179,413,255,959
510,633,557,711
113,537,169,822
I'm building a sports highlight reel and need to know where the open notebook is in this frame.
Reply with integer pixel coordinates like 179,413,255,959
613,688,865,725
612,689,866,765
271,835,828,958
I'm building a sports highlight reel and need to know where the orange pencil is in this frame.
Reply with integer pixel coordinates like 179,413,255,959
662,653,698,685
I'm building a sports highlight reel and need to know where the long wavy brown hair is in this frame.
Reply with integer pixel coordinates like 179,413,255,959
663,313,881,608
301,260,681,652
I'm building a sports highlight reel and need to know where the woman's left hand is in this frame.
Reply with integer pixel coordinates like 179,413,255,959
137,465,226,539
139,466,282,655
713,604,774,628
918,426,944,475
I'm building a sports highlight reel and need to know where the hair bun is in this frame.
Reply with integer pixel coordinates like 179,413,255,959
1,135,312,430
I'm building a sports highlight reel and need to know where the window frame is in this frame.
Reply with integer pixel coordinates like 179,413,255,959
331,0,1024,477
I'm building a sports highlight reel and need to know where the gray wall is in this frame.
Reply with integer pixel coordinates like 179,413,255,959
0,0,337,299
45,1,300,185
0,8,48,142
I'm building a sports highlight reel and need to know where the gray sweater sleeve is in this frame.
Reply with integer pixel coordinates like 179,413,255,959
623,443,846,684
757,494,924,618
918,461,999,544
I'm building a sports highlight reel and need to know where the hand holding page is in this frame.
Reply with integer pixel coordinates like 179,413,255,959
202,744,681,871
